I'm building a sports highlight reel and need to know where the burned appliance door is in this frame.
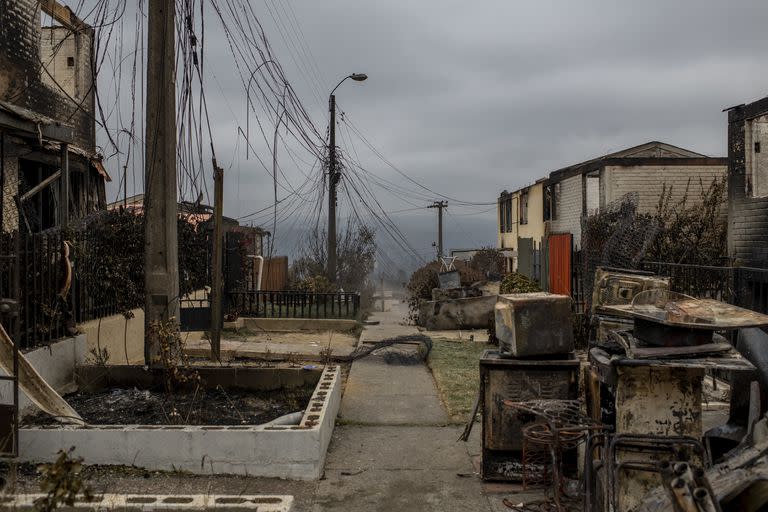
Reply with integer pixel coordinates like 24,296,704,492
480,350,579,481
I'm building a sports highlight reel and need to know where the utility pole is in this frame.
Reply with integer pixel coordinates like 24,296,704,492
327,94,339,282
209,163,224,361
428,200,447,260
325,73,367,281
144,0,179,367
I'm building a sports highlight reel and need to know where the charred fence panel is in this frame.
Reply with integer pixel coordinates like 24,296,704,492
227,291,360,320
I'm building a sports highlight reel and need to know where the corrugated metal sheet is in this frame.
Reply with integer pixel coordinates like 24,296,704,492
548,233,572,296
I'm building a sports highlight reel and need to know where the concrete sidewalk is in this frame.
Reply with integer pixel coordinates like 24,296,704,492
339,302,447,425
310,300,530,511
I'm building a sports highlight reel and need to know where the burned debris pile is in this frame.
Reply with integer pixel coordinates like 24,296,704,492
467,268,768,511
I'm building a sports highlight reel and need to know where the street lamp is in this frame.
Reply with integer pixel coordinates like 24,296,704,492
327,73,368,282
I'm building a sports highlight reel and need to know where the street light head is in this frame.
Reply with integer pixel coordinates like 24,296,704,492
349,73,368,82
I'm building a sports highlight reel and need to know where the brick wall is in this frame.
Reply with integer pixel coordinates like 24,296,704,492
549,174,583,246
1,137,20,231
728,98,768,267
602,164,726,214
0,0,94,150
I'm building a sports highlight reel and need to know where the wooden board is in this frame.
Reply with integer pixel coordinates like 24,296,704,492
0,323,84,425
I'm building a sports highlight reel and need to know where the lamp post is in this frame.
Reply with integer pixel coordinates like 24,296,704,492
327,73,367,282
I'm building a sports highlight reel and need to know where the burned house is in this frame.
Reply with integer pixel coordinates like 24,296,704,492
0,0,109,233
543,141,727,248
726,95,768,268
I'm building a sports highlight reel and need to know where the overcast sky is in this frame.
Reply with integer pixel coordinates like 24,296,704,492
91,0,768,273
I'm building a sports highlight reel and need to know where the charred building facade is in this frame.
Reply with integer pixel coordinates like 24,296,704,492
727,96,768,268
0,0,108,233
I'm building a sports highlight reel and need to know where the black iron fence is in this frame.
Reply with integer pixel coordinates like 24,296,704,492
13,229,127,349
227,290,360,319
641,261,768,315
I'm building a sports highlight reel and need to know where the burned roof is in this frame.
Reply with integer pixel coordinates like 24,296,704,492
546,141,722,183
0,100,75,143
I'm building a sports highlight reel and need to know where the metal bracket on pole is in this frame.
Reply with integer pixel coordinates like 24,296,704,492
440,257,457,273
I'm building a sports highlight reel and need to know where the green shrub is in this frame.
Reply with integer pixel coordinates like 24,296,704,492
499,272,541,294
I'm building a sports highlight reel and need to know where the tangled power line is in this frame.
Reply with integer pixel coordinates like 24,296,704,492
55,0,493,280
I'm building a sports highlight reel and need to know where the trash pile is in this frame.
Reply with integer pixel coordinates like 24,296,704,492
465,267,768,512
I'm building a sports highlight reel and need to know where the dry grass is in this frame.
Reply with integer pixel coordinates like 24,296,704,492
427,337,492,423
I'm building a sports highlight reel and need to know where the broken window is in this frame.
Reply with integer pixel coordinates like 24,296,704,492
505,197,513,232
519,191,529,225
746,115,768,198
545,183,560,221
586,175,600,215
18,159,59,233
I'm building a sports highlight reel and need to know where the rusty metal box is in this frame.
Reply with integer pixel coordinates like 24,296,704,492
480,350,579,481
495,292,573,357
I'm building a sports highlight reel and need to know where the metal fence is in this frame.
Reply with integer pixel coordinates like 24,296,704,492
227,290,360,319
14,229,126,349
641,261,768,314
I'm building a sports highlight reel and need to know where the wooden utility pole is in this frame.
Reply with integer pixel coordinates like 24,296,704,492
327,94,339,282
428,200,448,260
144,0,179,366
209,163,224,361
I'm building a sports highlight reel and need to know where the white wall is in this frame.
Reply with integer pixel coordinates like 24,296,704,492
0,335,87,416
549,174,583,246
601,165,727,214
79,308,145,365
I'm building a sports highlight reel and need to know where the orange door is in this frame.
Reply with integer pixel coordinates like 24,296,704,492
548,233,572,296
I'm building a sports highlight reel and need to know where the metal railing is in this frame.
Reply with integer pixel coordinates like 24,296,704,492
641,261,768,314
227,290,360,319
16,230,123,349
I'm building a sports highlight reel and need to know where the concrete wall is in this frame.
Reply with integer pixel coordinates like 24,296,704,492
40,26,93,110
602,164,726,214
79,308,145,365
0,335,87,416
549,174,583,245
728,99,768,267
19,365,343,480
418,295,498,330
745,114,768,198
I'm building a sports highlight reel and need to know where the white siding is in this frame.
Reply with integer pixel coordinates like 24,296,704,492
549,174,583,246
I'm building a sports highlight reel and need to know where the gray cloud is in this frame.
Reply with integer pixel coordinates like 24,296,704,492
91,0,768,273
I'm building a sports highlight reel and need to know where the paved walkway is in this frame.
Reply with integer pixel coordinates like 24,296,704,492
339,302,447,425
310,300,533,511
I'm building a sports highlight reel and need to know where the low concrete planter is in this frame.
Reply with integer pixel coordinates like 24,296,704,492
3,494,293,511
18,366,341,480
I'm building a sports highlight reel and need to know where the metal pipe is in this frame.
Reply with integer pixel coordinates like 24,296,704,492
247,255,264,291
255,255,263,291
